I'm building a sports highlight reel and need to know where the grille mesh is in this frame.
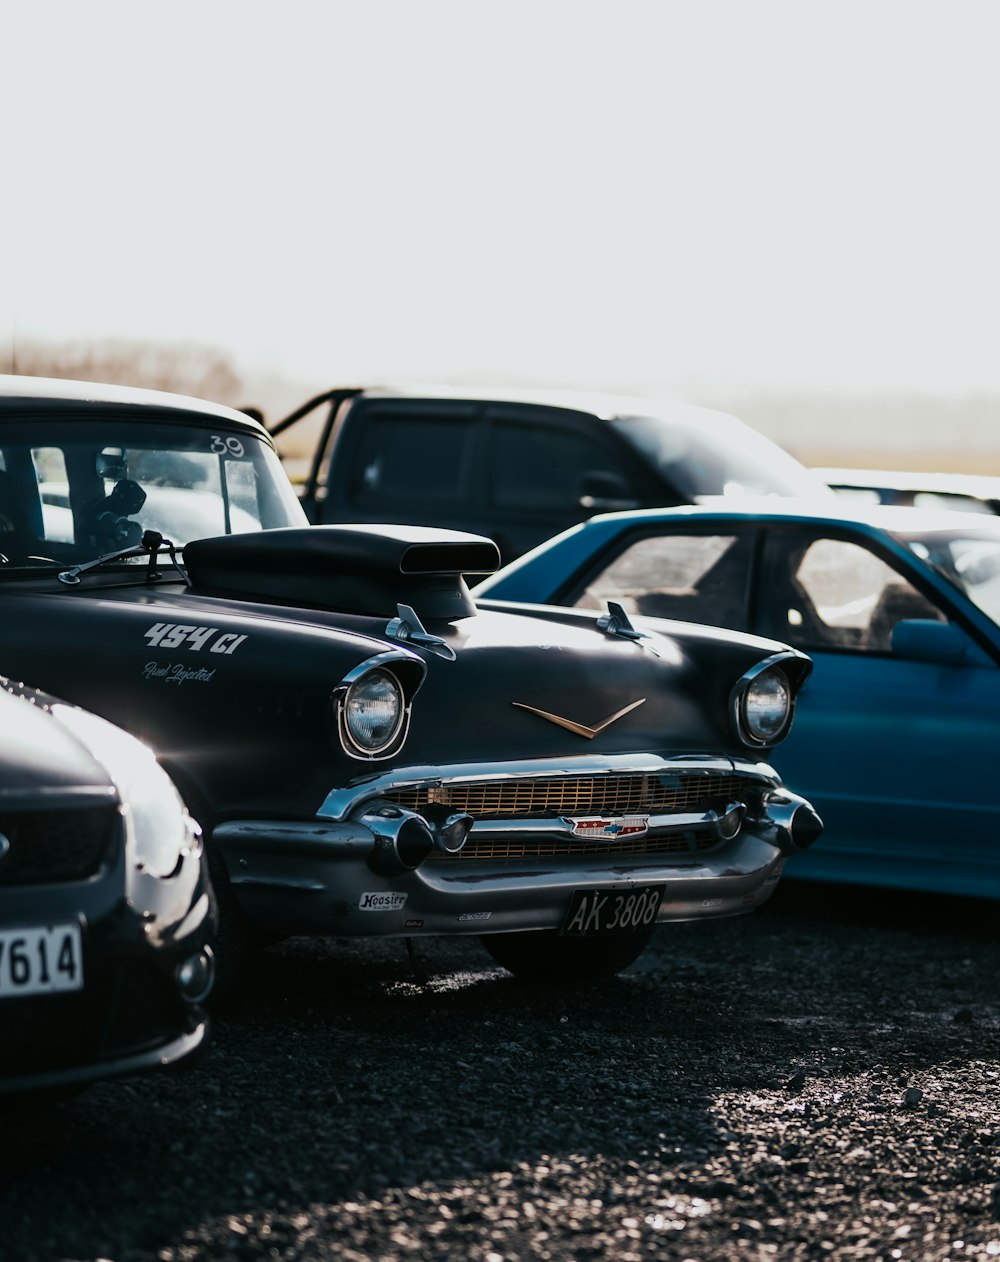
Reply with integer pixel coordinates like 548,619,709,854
432,831,720,863
387,772,750,818
385,772,755,864
0,805,120,886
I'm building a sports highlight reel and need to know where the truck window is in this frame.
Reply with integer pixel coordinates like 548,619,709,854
488,420,637,512
351,414,473,505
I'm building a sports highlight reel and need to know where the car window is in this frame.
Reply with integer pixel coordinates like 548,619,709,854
0,419,304,570
610,411,831,500
907,531,1000,625
761,534,945,652
572,532,753,628
351,414,473,505
489,420,637,512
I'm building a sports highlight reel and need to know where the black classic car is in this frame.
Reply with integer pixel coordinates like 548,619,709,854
0,376,821,984
0,680,213,1097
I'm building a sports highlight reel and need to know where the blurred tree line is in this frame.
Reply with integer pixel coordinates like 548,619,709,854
10,338,247,409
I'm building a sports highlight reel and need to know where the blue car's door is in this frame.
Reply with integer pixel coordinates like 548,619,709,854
755,527,1000,897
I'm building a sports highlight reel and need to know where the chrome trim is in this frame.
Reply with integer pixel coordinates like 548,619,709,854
596,601,658,653
729,651,800,749
317,752,778,822
336,649,428,689
385,604,457,661
461,807,743,839
332,650,426,762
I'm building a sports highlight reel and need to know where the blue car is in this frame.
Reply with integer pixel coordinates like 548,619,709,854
475,501,1000,898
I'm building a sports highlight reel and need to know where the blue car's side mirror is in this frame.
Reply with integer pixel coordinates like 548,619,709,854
891,618,991,667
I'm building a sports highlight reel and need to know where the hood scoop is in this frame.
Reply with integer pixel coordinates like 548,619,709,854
183,524,501,620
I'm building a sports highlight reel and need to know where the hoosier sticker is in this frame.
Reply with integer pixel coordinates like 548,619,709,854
358,891,407,912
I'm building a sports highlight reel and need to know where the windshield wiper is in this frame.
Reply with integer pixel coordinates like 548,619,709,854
58,530,188,586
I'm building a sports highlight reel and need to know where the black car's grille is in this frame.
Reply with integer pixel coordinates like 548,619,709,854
388,771,751,818
0,805,121,886
386,771,758,863
432,831,720,863
0,957,190,1079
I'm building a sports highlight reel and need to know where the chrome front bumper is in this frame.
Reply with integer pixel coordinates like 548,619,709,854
212,754,821,938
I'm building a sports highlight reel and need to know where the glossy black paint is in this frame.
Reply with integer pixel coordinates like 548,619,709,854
0,681,213,1096
0,376,818,956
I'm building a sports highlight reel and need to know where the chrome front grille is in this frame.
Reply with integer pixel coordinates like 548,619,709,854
385,771,756,864
430,831,720,863
387,772,750,818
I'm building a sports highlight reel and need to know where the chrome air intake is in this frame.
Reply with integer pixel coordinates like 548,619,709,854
760,790,824,855
355,801,473,875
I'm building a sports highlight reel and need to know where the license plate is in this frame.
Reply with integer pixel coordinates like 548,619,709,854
560,885,664,936
0,923,84,998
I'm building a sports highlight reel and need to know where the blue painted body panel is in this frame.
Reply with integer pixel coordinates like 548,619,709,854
476,501,1000,897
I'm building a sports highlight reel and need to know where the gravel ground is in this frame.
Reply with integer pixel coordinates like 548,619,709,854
2,880,998,1262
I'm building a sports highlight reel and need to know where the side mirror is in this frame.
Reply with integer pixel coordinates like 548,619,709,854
579,471,640,513
891,619,991,667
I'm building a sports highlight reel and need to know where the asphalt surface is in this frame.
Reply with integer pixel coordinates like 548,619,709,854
2,880,998,1262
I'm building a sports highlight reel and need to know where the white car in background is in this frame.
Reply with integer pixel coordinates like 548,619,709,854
817,468,1000,517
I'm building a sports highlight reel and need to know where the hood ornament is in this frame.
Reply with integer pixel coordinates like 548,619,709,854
512,697,646,739
596,602,659,656
385,604,457,661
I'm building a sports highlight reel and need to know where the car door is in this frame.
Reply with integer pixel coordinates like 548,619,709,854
483,407,648,563
753,526,1000,896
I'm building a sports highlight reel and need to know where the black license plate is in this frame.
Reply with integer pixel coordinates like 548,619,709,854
560,886,664,936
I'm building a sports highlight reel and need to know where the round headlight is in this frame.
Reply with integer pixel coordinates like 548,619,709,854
741,667,792,744
343,669,405,755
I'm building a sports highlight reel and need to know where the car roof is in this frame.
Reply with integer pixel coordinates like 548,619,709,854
814,466,1000,499
0,374,265,432
353,382,753,429
583,496,1000,539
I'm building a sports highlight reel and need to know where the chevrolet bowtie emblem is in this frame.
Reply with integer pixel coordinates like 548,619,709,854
512,697,646,739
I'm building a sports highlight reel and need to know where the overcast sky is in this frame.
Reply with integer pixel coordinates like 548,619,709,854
4,1,1000,396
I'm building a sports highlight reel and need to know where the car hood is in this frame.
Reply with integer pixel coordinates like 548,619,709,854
0,682,115,799
178,524,807,763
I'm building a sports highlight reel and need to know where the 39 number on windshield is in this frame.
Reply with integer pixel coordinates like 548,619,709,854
560,885,664,936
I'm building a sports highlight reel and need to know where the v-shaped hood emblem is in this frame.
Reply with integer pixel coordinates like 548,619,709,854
512,697,646,740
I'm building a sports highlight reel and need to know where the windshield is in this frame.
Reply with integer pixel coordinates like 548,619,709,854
0,417,306,572
610,412,834,502
903,524,1000,625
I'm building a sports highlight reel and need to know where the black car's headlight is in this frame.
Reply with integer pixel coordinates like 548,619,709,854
50,704,199,877
336,666,409,759
731,658,797,748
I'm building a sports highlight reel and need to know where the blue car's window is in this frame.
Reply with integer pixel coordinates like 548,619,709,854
908,532,1000,625
762,535,945,653
572,532,752,629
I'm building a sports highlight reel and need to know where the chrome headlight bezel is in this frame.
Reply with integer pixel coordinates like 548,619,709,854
334,657,416,761
730,656,796,748
49,703,198,878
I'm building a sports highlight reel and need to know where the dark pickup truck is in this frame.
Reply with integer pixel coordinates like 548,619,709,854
269,386,830,564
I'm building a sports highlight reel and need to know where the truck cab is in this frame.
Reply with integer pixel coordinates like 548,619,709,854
269,386,831,564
